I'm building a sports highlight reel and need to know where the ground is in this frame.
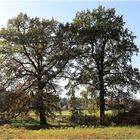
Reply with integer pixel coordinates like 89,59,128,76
0,110,139,139
0,125,140,139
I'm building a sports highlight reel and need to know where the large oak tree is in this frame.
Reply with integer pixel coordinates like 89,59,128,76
70,6,140,124
0,13,78,127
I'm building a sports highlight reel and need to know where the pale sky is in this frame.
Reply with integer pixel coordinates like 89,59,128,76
0,1,140,67
0,0,140,98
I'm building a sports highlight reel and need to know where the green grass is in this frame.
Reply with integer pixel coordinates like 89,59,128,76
8,110,113,128
56,110,113,116
10,117,39,126
0,125,140,139
0,110,139,139
56,110,71,116
29,110,113,117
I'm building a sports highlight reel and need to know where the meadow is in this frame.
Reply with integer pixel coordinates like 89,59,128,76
0,124,140,139
56,110,113,116
0,110,139,139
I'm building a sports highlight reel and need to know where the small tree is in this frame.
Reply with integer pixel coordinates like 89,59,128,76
68,90,83,125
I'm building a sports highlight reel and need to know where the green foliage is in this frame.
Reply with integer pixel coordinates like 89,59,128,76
67,6,140,124
70,97,84,124
0,13,76,125
73,5,140,95
0,7,140,126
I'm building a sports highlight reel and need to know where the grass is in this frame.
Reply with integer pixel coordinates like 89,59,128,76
0,125,140,139
1,110,139,139
9,117,39,126
56,110,113,116
56,110,71,116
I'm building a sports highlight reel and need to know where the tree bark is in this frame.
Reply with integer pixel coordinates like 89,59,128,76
99,81,105,125
37,83,49,128
99,73,105,125
38,99,49,128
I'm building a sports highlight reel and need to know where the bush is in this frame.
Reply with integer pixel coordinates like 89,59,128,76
110,107,140,126
70,114,100,126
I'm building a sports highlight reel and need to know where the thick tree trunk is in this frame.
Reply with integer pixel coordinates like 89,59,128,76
38,100,49,128
99,74,105,125
38,86,49,128
99,86,105,125
37,65,49,128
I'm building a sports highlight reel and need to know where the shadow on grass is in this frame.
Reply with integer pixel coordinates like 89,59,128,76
21,124,75,130
10,117,39,126
1,116,140,130
7,117,74,130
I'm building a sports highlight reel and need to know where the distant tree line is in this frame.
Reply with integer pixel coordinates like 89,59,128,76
0,6,140,127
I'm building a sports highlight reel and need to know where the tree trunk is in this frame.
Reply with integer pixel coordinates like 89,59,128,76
38,100,49,128
37,86,49,128
37,77,49,128
99,74,105,125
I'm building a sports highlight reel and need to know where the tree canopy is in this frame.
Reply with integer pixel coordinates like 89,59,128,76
0,13,78,126
0,6,140,126
67,6,140,124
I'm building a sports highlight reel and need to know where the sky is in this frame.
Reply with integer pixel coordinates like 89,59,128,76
0,0,140,98
0,1,139,67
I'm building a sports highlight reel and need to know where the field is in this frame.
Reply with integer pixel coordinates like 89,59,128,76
0,125,140,139
0,110,139,139
56,110,113,116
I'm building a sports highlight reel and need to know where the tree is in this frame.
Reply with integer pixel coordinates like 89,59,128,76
0,13,78,127
68,89,83,125
71,6,140,124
